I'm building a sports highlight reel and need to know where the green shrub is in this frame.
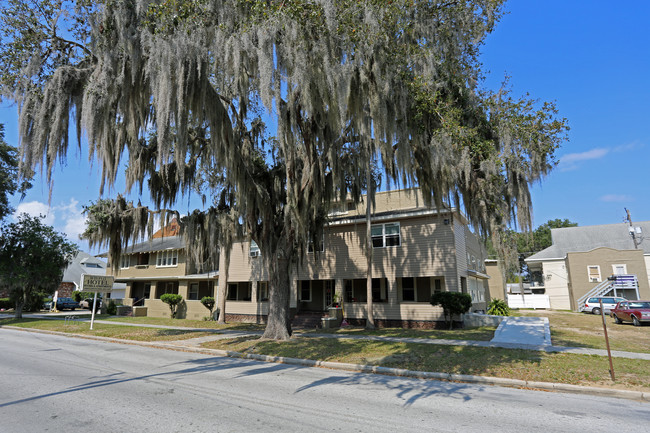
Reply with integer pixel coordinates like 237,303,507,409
0,298,13,310
106,300,117,315
487,298,510,316
160,293,183,318
72,291,82,302
200,296,215,319
430,291,472,329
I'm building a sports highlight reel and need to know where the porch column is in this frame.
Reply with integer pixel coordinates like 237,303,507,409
290,278,298,308
178,280,189,300
251,280,258,303
387,278,398,305
335,279,344,304
149,282,157,299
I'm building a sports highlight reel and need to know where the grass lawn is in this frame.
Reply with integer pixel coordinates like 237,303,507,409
201,335,650,391
516,310,650,354
306,326,496,341
100,315,266,331
0,318,213,341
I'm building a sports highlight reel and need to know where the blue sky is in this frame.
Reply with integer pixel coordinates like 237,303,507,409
2,0,649,253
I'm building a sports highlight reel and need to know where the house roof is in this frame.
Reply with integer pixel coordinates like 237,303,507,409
62,252,108,285
122,236,186,254
526,221,650,262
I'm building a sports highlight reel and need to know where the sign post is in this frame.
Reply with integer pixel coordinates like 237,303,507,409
81,274,114,330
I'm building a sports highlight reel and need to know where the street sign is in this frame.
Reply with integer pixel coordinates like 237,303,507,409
80,274,114,293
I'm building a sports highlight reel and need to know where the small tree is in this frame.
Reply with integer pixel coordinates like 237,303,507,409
72,291,82,302
160,293,183,319
0,214,78,318
200,296,215,319
431,292,472,329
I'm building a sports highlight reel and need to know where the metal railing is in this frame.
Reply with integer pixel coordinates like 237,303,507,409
577,274,639,312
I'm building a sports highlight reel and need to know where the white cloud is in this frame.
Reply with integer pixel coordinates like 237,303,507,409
600,194,633,203
14,201,55,226
12,198,87,244
560,148,609,165
613,140,645,153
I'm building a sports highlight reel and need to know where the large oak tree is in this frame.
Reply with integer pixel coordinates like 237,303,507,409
1,0,567,339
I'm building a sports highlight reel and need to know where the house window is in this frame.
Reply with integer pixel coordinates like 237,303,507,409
189,283,199,300
250,241,260,258
587,265,601,282
612,264,627,275
371,222,401,248
258,281,269,301
156,250,178,267
300,281,312,302
434,279,443,294
401,277,415,301
120,255,130,269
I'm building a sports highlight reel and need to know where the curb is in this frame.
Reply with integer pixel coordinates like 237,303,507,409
4,325,649,403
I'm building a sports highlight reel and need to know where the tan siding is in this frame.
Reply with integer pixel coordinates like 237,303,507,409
109,250,186,279
566,248,650,309
297,214,457,281
344,303,445,321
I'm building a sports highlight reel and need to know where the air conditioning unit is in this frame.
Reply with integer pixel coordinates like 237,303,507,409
590,278,599,283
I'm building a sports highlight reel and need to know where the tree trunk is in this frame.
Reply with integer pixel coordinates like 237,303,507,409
365,163,375,329
217,250,230,324
14,291,24,319
262,254,292,340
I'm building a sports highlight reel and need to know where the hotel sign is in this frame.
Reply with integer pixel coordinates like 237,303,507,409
81,274,114,293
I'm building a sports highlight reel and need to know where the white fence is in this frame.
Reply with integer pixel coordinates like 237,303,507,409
507,294,550,309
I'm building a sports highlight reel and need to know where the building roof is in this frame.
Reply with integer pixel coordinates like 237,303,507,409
62,252,108,285
526,221,650,262
122,236,186,254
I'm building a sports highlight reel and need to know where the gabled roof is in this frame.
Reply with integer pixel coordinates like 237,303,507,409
526,221,650,262
62,252,107,285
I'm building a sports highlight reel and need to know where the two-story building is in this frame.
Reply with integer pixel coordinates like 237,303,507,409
525,221,650,311
109,188,490,327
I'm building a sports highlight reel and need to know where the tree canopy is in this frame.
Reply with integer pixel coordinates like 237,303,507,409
1,0,568,339
0,214,78,318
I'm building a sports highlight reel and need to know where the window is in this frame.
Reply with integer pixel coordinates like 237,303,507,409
120,255,130,269
434,279,443,294
249,241,260,258
587,265,601,282
85,263,102,269
300,281,312,302
189,283,199,300
401,277,415,301
371,222,401,248
156,250,178,267
308,233,325,253
612,264,627,275
258,281,269,301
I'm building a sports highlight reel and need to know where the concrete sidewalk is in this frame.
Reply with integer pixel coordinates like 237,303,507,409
490,316,551,346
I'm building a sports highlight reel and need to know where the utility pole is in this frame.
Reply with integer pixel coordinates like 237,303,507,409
625,208,640,249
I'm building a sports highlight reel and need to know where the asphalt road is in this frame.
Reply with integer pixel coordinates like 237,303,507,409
1,328,649,433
